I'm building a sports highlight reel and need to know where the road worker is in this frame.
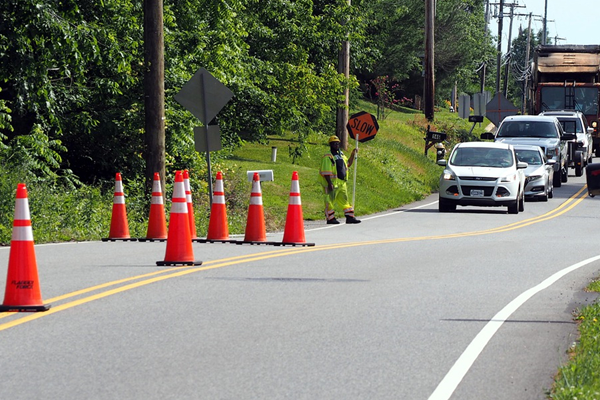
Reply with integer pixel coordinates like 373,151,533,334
319,135,361,224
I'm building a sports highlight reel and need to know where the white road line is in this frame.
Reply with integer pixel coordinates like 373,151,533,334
428,254,600,400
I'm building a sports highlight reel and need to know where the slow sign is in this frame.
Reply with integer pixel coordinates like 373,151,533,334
347,111,379,142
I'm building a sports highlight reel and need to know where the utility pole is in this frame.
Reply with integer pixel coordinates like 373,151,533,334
502,3,525,97
542,0,548,45
522,12,533,114
480,0,491,93
495,0,504,95
424,0,435,121
335,0,351,150
143,0,166,192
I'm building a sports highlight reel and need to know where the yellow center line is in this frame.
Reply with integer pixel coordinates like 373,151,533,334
0,187,590,331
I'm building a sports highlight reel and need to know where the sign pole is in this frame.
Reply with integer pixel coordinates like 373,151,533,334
353,134,359,208
200,73,214,206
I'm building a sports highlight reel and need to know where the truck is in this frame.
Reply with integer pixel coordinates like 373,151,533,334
530,45,600,154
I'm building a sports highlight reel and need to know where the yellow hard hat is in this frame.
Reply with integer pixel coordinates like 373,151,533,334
328,135,340,143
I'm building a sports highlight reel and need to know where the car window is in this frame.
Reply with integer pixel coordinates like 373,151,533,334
515,149,542,165
497,121,557,138
557,118,583,133
451,147,513,168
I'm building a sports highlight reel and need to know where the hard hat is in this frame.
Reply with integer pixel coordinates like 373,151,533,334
328,135,340,144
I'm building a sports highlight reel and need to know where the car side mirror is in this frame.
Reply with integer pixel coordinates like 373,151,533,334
561,133,577,141
588,127,595,134
480,132,495,140
517,162,528,169
437,159,447,166
547,159,556,165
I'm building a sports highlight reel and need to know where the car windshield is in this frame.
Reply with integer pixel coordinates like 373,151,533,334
515,149,542,165
497,121,557,138
450,147,513,168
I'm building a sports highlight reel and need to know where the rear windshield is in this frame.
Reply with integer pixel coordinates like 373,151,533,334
450,147,514,168
556,118,583,133
497,121,558,138
515,149,542,165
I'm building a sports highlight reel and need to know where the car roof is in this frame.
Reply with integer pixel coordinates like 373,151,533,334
540,110,583,117
456,141,513,150
501,115,558,123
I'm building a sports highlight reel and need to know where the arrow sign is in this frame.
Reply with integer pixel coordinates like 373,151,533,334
347,111,379,142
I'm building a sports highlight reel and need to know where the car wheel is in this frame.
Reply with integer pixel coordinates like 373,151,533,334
553,169,562,187
438,197,456,212
508,199,519,214
561,166,568,182
549,184,554,198
518,192,525,211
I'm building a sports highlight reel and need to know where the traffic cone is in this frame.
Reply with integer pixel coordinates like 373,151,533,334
0,184,50,312
183,170,198,239
243,173,267,243
139,172,167,242
102,172,136,242
205,171,230,241
280,172,314,246
157,171,202,266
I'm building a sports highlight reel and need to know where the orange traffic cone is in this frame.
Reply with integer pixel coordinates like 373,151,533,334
139,172,167,242
102,172,136,242
157,171,202,266
205,171,231,241
243,173,268,243
0,184,50,312
183,170,198,239
281,172,314,246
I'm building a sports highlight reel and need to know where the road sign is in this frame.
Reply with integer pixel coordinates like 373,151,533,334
347,111,379,142
426,130,447,142
486,92,518,126
175,68,233,125
459,95,470,119
193,125,222,152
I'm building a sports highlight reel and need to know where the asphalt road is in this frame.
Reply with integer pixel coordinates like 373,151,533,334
1,171,599,400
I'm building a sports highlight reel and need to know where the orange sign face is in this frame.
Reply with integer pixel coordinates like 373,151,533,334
347,111,379,142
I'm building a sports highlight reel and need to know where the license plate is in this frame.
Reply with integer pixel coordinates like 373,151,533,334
470,189,484,197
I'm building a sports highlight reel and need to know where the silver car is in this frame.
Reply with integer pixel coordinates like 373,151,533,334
513,145,556,201
437,142,527,214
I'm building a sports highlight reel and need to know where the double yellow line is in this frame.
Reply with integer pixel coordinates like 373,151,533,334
0,187,589,332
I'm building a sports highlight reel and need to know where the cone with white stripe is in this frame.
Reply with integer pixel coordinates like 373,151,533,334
0,184,50,312
206,171,230,240
183,170,198,239
243,173,267,242
103,172,136,241
157,171,202,266
140,172,167,241
281,171,309,244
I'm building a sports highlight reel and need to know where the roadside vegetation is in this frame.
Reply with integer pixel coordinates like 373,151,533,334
0,99,480,244
550,279,600,399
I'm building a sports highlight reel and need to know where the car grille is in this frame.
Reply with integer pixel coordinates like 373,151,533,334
460,185,495,196
458,176,497,181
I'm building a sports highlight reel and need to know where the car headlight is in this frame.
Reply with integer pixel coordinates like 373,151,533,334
526,175,541,184
501,173,518,182
443,170,456,180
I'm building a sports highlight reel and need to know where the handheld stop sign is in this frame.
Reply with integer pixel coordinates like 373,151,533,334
347,111,379,142
346,111,379,208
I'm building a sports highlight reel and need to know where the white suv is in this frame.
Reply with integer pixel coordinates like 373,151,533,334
539,110,593,176
437,142,526,214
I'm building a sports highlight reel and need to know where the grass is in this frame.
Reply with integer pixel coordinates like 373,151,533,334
549,279,600,399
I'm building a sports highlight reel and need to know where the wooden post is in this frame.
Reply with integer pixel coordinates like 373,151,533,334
424,0,435,121
144,0,166,192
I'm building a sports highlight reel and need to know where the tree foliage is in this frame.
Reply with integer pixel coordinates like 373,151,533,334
0,0,496,186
